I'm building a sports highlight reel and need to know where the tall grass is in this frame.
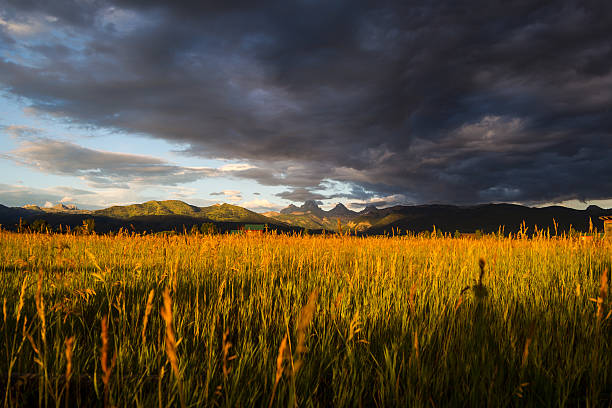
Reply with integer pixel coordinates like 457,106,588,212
0,230,610,406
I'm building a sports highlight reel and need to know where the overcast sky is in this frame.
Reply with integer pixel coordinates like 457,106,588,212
1,1,611,211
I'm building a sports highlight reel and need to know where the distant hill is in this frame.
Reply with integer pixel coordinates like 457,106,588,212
94,200,201,218
200,203,274,223
0,199,610,235
95,200,273,224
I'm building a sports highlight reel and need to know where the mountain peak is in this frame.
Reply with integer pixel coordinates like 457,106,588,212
302,200,321,210
280,204,300,214
586,205,603,213
360,204,378,214
328,203,356,217
279,200,324,216
53,203,78,211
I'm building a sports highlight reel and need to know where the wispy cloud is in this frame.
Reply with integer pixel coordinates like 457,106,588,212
2,125,44,140
8,137,221,188
209,190,242,202
0,183,97,208
241,198,284,212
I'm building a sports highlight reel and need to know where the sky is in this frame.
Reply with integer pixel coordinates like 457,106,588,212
0,1,611,212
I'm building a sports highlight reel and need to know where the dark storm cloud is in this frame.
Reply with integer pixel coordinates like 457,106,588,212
275,188,330,203
275,183,375,203
1,0,611,204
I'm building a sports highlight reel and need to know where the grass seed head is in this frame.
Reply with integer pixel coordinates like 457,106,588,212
348,311,361,343
275,334,289,384
294,290,318,376
100,315,115,387
65,336,75,382
269,333,289,408
222,329,234,378
596,269,608,324
35,268,46,344
141,289,155,344
408,283,417,314
296,289,318,359
16,277,27,323
161,288,181,381
413,330,419,362
521,337,532,368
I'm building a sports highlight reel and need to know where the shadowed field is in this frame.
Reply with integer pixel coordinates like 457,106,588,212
0,231,610,407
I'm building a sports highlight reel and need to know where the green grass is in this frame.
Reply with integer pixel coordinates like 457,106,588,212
0,231,610,407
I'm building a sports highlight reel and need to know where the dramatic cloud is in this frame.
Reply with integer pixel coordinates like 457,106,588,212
1,1,611,204
275,188,333,203
348,194,411,211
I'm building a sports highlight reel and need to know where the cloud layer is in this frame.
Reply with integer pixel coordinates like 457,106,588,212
1,1,611,204
0,183,98,208
8,136,218,188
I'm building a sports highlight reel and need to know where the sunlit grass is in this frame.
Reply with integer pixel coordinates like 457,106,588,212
0,230,610,406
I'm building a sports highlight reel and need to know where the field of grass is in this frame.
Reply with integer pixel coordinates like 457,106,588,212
0,230,610,407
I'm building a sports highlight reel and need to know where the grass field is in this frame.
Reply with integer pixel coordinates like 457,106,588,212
0,230,610,407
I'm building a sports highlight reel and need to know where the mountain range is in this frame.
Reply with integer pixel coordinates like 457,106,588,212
268,200,611,234
0,199,610,235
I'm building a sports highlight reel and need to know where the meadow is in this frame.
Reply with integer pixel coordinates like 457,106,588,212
0,230,610,407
